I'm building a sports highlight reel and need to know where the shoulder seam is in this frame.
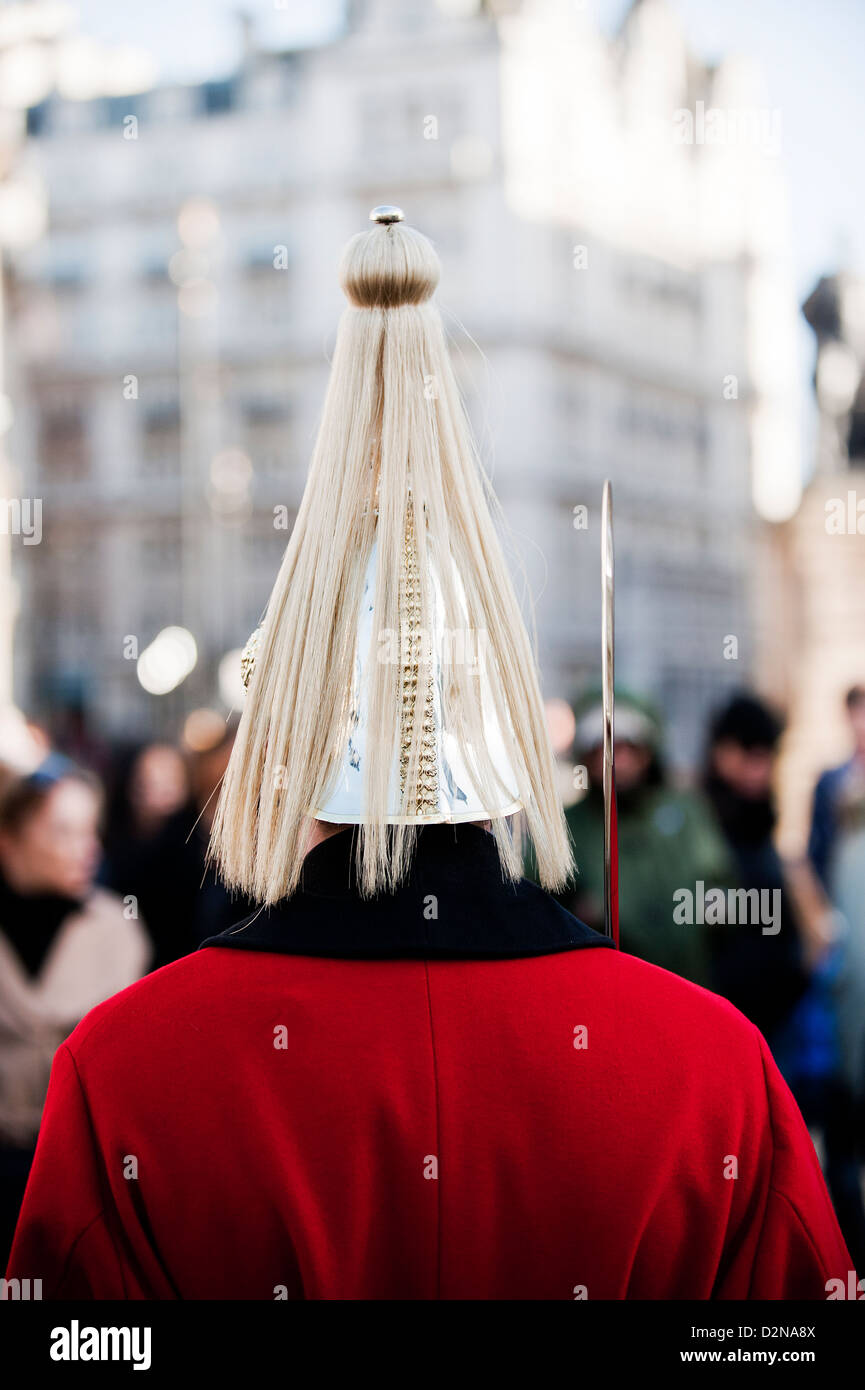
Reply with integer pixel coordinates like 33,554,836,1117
65,952,209,1056
765,1185,833,1281
61,1044,129,1298
751,1032,834,1290
55,1209,107,1295
746,1027,776,1300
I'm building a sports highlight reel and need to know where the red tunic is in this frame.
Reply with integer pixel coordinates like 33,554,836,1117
6,826,852,1300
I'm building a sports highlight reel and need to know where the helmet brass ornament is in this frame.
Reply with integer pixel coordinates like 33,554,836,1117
369,205,405,225
213,205,571,902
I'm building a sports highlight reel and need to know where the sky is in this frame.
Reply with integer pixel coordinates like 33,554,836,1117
598,0,865,298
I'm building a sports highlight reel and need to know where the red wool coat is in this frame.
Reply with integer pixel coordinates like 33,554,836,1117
7,826,852,1300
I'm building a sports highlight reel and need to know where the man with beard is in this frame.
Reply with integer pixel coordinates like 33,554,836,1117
704,692,865,1272
702,693,809,1045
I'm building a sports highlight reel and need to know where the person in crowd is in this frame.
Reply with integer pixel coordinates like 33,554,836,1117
100,740,190,955
552,690,733,985
0,754,150,1266
799,684,865,1270
702,693,809,1047
826,752,865,1135
809,684,865,888
806,684,865,1123
705,694,865,1255
702,691,865,1273
131,715,257,969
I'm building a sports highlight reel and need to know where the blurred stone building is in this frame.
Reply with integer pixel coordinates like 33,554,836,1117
6,0,798,766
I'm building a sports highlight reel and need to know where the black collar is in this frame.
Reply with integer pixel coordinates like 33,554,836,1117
200,823,613,961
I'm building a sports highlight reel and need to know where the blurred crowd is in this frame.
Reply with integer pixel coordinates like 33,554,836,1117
539,682,865,1273
0,709,257,1264
2,685,865,1271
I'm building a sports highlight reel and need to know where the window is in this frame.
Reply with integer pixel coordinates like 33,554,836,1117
141,404,180,477
40,408,89,480
26,102,49,137
140,528,181,572
200,80,235,116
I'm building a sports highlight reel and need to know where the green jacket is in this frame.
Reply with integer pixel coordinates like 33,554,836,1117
533,787,734,987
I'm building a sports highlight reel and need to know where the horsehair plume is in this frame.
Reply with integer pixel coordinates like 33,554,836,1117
209,218,572,901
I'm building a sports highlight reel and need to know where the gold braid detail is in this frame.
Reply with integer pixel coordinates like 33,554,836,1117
398,505,439,815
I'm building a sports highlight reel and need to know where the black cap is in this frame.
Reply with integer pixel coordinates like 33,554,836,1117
709,693,783,750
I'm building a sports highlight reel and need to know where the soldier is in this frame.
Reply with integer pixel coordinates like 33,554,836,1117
7,210,851,1299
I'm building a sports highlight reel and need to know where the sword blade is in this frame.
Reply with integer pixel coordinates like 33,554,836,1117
601,480,619,947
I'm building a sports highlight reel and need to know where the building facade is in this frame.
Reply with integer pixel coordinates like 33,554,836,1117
7,0,798,767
